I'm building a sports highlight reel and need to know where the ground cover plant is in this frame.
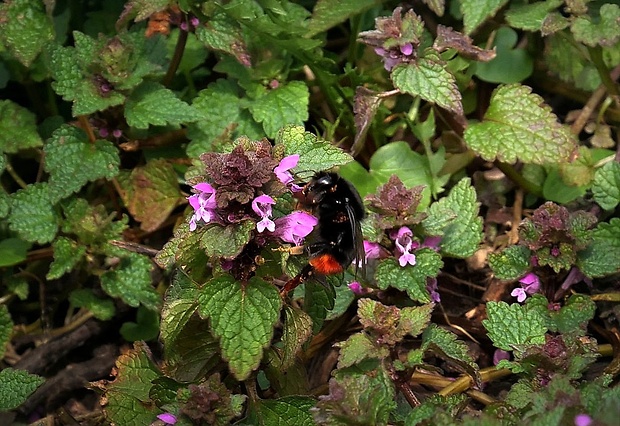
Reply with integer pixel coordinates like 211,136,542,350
0,0,619,424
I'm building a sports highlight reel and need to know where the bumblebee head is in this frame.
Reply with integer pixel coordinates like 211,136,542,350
302,172,339,205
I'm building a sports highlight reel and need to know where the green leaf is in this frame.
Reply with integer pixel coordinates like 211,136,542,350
307,0,383,36
8,183,58,244
100,253,160,310
0,0,54,66
200,220,255,260
102,342,162,426
281,306,313,371
195,12,250,66
198,275,281,381
304,280,336,334
47,237,86,280
422,178,483,258
374,250,443,303
571,4,620,47
160,272,199,349
0,368,45,411
125,81,205,129
250,81,309,138
121,305,160,342
474,27,533,84
505,0,563,31
69,288,115,320
464,84,577,164
460,0,509,34
313,361,396,425
0,100,43,153
592,160,620,210
392,49,463,116
44,125,120,202
421,324,480,384
488,245,531,280
248,396,315,426
0,305,13,359
544,33,602,92
276,125,352,180
357,299,433,345
553,294,595,334
0,238,31,267
578,218,620,278
336,332,389,369
483,301,548,351
60,198,127,247
47,42,125,116
121,159,183,232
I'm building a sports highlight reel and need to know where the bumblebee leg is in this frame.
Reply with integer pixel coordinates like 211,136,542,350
280,264,314,295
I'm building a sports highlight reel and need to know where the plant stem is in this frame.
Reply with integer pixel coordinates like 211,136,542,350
495,161,543,198
5,161,29,189
163,27,188,87
588,46,620,99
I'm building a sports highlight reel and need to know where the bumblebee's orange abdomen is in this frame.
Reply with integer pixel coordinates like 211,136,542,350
309,254,344,275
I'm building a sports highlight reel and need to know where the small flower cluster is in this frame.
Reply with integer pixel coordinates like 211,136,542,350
185,141,317,280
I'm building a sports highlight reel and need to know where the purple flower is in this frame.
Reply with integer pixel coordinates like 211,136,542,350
551,245,560,257
511,272,541,302
252,194,276,232
157,413,177,425
190,16,200,28
400,43,414,56
188,182,217,231
363,240,382,259
348,281,363,294
493,349,510,365
274,155,299,185
112,129,122,138
99,127,110,138
426,277,440,303
180,21,189,31
422,236,441,250
273,211,317,245
393,226,417,267
574,414,593,426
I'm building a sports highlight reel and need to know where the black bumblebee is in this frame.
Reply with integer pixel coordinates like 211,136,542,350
281,171,365,294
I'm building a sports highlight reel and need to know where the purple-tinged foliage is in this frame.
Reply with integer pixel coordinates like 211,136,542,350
366,175,426,229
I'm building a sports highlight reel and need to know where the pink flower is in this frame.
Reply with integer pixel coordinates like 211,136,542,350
156,413,177,425
188,182,217,231
493,349,510,365
400,43,414,56
273,211,317,245
574,414,593,426
512,272,541,302
348,281,363,294
511,287,528,303
251,194,276,232
393,226,417,267
274,155,299,185
426,277,440,303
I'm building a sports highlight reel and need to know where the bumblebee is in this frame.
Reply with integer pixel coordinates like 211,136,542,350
281,171,365,294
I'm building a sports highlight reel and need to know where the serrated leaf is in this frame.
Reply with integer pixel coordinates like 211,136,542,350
60,198,127,246
357,299,433,345
307,0,382,36
195,12,250,66
421,324,480,384
0,368,45,411
44,125,120,202
122,159,183,232
464,84,577,164
505,0,563,31
160,271,200,348
200,220,255,260
460,0,509,34
69,288,115,320
124,0,169,22
0,238,31,267
571,4,620,47
422,178,483,258
337,332,389,369
250,81,309,138
47,42,125,116
483,301,548,351
0,305,13,359
47,237,86,280
488,245,531,280
254,396,316,426
374,250,443,303
125,81,205,129
592,161,620,210
0,0,54,66
553,294,595,334
198,275,281,381
8,183,58,244
391,49,463,116
276,125,352,180
578,218,620,278
100,253,160,310
544,33,602,91
102,342,161,426
0,100,43,153
281,306,313,371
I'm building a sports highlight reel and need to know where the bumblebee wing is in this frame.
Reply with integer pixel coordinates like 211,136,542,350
346,202,365,279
